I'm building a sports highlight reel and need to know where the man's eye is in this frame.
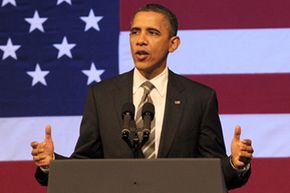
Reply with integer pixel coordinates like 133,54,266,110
149,31,159,35
130,30,138,35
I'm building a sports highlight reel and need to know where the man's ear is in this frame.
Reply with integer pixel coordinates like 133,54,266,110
168,36,180,53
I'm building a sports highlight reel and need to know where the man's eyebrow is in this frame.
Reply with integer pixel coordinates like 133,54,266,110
130,27,140,31
147,27,160,33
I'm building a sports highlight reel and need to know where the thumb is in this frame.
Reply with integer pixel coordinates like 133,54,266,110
233,125,241,141
45,124,52,142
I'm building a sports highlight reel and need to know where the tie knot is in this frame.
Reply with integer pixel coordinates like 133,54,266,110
142,81,154,95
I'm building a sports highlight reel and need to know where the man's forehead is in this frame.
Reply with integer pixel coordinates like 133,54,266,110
131,11,168,27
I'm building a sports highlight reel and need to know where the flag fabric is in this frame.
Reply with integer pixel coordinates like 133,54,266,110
1,0,290,193
0,0,119,160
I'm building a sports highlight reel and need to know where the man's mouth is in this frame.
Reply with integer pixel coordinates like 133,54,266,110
135,50,149,61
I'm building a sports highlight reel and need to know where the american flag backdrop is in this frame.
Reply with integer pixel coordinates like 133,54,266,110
0,0,290,193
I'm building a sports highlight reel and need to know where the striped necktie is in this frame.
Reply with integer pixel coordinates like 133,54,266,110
136,81,156,159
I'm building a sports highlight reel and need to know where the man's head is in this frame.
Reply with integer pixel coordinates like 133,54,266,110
130,4,180,79
135,4,178,37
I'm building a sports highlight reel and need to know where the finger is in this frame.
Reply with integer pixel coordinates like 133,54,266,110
233,160,246,168
239,151,253,160
37,162,49,167
31,148,44,156
33,155,41,162
45,124,52,141
37,159,51,167
34,155,52,167
241,139,252,145
33,155,46,162
240,145,254,153
31,149,38,156
35,152,50,160
31,141,40,148
234,154,252,168
233,125,241,141
239,155,252,164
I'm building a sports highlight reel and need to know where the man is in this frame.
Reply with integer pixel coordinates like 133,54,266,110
31,4,254,190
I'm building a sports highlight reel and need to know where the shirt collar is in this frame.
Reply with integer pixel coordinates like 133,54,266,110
133,67,168,97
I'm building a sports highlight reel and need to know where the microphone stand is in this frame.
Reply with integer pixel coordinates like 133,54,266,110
122,120,150,159
121,102,154,158
121,120,140,158
140,129,150,147
130,121,146,159
132,131,140,159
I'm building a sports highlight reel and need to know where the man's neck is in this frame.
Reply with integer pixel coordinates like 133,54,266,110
136,65,167,80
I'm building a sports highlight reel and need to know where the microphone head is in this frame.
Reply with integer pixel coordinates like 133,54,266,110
142,102,155,120
121,103,135,120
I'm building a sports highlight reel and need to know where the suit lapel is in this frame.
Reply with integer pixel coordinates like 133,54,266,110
111,70,134,131
158,71,186,157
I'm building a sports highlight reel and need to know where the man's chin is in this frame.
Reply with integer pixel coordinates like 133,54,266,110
134,61,150,70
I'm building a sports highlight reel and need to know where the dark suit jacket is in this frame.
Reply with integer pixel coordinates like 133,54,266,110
35,70,250,190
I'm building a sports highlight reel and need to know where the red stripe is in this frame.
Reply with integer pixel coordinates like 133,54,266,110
0,161,46,193
183,73,290,114
120,0,290,30
230,158,290,193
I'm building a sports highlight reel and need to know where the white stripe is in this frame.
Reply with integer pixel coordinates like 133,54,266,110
0,116,81,161
221,113,290,157
142,139,155,152
147,152,155,159
119,28,290,74
1,114,289,160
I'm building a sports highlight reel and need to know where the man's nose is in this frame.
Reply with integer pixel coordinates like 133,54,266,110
136,33,148,45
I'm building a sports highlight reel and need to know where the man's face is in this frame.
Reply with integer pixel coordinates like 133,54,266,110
130,11,179,79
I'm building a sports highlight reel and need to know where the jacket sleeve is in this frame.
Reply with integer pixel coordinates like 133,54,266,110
34,86,104,186
34,153,68,186
198,90,251,190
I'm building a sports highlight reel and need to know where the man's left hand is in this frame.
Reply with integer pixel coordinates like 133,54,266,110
231,125,254,169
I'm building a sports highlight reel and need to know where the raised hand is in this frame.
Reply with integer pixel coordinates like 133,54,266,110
231,125,254,169
31,125,54,167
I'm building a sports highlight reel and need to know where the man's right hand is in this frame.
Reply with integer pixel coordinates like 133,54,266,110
31,125,54,167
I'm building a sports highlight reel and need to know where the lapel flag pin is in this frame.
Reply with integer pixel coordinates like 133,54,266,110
174,100,181,105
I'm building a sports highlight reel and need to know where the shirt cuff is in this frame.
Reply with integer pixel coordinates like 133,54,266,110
39,153,55,173
229,156,250,173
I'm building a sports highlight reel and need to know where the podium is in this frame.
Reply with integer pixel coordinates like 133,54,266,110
48,159,227,193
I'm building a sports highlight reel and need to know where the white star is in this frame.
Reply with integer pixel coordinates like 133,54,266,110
1,0,16,7
53,36,76,59
80,9,103,31
25,10,48,33
27,64,50,86
56,0,71,5
0,38,21,60
82,63,105,85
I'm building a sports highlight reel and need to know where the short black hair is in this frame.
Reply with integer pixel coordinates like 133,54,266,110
134,4,178,37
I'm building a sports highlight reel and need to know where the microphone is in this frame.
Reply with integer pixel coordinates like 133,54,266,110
121,103,135,140
141,102,155,144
